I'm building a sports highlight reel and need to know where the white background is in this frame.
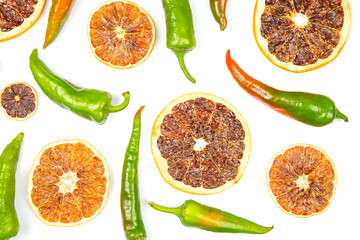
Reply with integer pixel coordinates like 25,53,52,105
0,0,359,239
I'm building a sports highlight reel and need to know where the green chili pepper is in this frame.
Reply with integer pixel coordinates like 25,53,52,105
0,133,24,240
121,106,146,240
43,0,77,49
149,200,273,234
226,50,348,127
210,0,228,31
162,0,197,84
29,49,130,124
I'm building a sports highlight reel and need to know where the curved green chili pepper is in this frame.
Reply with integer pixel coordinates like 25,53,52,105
162,0,197,84
210,0,228,31
29,49,130,124
149,200,273,234
43,0,77,49
0,133,24,240
226,50,348,127
121,106,146,240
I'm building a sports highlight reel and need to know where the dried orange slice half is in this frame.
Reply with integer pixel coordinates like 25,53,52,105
151,93,251,195
0,82,38,120
88,0,156,69
267,144,336,217
28,139,110,227
0,0,45,42
253,0,351,72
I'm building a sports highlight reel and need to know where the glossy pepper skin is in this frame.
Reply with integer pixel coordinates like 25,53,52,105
121,106,146,240
162,0,197,84
43,0,77,49
210,0,228,31
29,49,130,124
0,133,24,240
149,200,273,234
226,50,348,127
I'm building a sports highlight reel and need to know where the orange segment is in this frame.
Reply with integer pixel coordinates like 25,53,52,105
0,0,45,42
151,93,251,195
28,139,110,227
253,0,351,72
88,0,156,69
267,144,336,217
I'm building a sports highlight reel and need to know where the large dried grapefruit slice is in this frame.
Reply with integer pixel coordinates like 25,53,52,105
0,0,45,42
28,139,110,227
151,93,251,195
253,0,351,72
88,0,156,69
267,144,336,217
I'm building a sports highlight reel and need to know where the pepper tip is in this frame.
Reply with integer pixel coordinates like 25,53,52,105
137,105,145,115
17,132,24,139
226,49,231,58
30,48,39,60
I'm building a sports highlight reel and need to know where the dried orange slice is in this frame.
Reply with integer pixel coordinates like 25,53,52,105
0,0,45,42
253,0,351,72
87,0,156,69
151,93,251,195
0,82,38,120
267,144,336,217
28,139,110,227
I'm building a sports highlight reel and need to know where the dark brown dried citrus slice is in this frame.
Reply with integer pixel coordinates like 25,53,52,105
151,93,251,195
0,0,45,42
88,0,156,69
28,139,110,226
1,82,38,120
253,0,351,72
267,144,336,217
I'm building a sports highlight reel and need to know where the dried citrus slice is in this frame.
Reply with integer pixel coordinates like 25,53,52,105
0,0,45,42
1,82,38,120
267,144,336,217
87,0,156,69
151,93,251,195
28,139,110,227
253,0,351,72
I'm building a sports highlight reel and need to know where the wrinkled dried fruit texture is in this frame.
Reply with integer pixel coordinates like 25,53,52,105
31,142,108,224
268,146,335,216
1,83,36,119
261,0,344,66
89,1,154,67
0,0,38,32
157,97,246,189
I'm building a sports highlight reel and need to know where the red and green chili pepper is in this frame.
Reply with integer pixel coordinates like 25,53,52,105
149,200,273,234
29,49,130,124
121,106,146,240
0,133,24,240
210,0,228,31
162,0,197,84
43,0,77,49
226,50,348,127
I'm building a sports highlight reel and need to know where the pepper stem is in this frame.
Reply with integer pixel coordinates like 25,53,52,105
148,201,182,218
107,91,130,113
335,108,349,122
173,50,196,84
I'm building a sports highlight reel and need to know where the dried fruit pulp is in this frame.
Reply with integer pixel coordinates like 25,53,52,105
0,82,37,120
88,0,156,69
0,0,46,42
253,0,351,72
28,139,110,227
151,93,251,195
267,144,336,217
